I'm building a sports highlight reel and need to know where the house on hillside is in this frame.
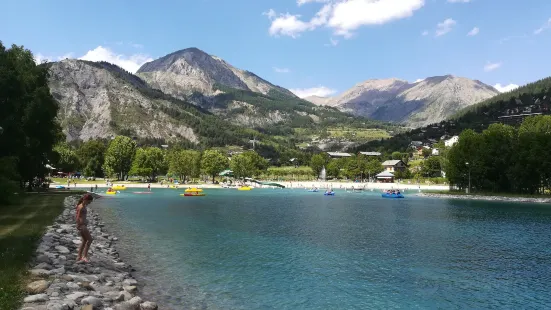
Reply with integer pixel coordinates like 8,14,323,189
382,160,407,172
432,148,440,156
327,152,352,159
445,136,459,147
359,151,381,157
410,141,423,148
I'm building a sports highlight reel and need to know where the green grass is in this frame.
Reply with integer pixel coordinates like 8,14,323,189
0,191,80,310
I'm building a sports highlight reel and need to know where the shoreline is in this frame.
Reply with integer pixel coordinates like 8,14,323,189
418,193,551,204
51,181,449,191
19,195,158,310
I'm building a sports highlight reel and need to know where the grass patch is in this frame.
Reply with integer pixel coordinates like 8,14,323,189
0,191,80,310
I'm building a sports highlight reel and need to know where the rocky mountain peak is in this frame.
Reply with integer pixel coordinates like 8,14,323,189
136,48,296,99
304,74,500,128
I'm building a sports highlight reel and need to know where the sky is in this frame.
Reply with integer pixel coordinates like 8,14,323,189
2,0,550,98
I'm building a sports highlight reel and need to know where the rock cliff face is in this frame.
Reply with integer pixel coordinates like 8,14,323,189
48,59,200,142
304,75,500,128
136,48,295,98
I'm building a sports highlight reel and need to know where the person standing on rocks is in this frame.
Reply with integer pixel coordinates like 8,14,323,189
76,194,94,262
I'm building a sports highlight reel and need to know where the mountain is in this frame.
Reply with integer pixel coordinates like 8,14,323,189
352,76,551,155
135,48,376,129
46,59,274,148
136,47,295,98
304,75,500,128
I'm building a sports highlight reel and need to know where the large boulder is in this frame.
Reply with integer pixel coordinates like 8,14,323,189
26,280,50,294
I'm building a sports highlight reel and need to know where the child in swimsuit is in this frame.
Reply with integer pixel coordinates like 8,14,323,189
76,194,94,262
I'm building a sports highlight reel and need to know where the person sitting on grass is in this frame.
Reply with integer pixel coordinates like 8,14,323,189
75,194,94,262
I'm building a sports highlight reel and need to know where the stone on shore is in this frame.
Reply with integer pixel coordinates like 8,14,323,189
140,301,158,310
26,280,50,294
20,195,160,310
80,296,103,308
54,246,70,254
24,293,49,303
30,269,52,277
122,279,137,286
123,286,137,294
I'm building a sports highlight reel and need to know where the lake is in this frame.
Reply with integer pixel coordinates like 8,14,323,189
93,188,551,309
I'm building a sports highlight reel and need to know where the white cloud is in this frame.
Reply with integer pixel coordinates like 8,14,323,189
484,62,502,72
297,0,329,6
534,17,551,35
289,86,337,98
273,67,291,73
414,78,425,83
421,30,429,36
467,27,479,36
324,37,339,46
262,9,277,20
435,18,456,37
328,0,425,37
493,83,519,93
79,46,153,73
447,0,470,3
266,0,424,38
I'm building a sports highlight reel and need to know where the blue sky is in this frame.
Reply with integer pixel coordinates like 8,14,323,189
2,0,550,97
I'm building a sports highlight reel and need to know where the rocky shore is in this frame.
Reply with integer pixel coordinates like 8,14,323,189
20,195,158,310
418,193,551,204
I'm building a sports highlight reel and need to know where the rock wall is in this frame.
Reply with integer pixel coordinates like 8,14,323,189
20,196,158,310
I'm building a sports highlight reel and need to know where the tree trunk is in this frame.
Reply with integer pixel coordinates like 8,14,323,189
212,174,215,184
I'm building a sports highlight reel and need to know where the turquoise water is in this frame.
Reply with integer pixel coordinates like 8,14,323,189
92,189,551,309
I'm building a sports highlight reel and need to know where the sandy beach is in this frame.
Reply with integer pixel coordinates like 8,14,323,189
51,180,449,191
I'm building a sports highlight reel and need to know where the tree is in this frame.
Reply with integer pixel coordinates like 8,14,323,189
52,143,79,173
77,139,106,177
103,136,137,180
230,151,268,180
326,160,340,179
129,147,166,181
391,151,402,160
421,156,442,178
201,150,228,183
365,159,384,181
310,153,330,178
422,148,432,158
0,42,60,190
168,149,200,183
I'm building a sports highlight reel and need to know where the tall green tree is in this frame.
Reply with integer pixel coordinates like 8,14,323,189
326,160,341,179
201,150,228,183
168,149,200,183
103,136,137,180
421,156,442,178
52,143,79,173
0,42,60,189
78,139,106,177
230,151,269,179
130,147,166,181
310,153,330,179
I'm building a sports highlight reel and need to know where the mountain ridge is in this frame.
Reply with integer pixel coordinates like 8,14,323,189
304,75,500,128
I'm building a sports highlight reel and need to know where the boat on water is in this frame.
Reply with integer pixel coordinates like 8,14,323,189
105,190,117,195
237,186,252,191
112,185,127,191
324,191,335,196
181,188,205,197
308,188,319,192
381,192,404,199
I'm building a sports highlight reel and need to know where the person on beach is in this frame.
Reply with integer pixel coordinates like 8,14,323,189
148,183,151,191
76,194,94,262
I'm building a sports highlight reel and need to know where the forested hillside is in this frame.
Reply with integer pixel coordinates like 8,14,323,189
353,76,551,154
